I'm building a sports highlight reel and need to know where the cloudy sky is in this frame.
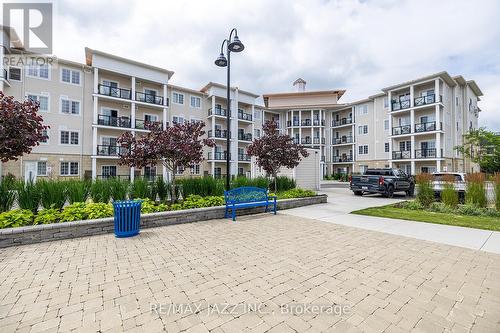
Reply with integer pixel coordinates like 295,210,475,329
52,0,500,130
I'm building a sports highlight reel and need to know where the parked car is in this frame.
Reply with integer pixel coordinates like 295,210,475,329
349,168,415,198
431,172,466,203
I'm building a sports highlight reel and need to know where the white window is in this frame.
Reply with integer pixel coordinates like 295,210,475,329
383,97,389,108
37,161,47,176
27,64,49,79
172,116,185,124
27,94,49,112
190,164,200,175
8,67,22,81
254,110,261,119
358,145,369,155
176,165,185,175
61,98,80,115
41,129,49,144
359,165,369,173
173,92,184,105
254,129,261,138
144,166,157,179
358,125,368,135
144,114,159,122
190,96,201,108
102,165,117,177
60,131,79,145
60,162,79,176
61,68,81,85
384,119,389,131
385,143,389,152
357,104,368,115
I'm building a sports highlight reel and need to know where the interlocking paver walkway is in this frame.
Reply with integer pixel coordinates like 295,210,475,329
0,214,499,332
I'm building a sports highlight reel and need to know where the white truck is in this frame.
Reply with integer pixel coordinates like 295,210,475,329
431,172,466,202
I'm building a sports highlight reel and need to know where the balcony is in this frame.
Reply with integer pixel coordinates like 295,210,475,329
312,137,326,144
415,148,441,159
97,114,131,128
96,145,129,156
391,99,410,111
238,154,251,162
287,120,300,127
238,133,253,142
415,121,442,133
312,119,325,126
293,138,300,144
414,94,442,107
98,84,131,100
135,92,164,106
301,137,312,144
208,129,230,139
333,156,353,163
208,108,230,117
135,119,164,130
301,119,311,126
332,136,354,145
208,152,230,160
332,118,353,127
392,125,412,136
321,156,326,162
392,150,411,160
238,110,253,121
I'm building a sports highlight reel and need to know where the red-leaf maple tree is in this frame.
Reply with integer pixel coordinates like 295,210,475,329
117,121,215,197
247,121,309,191
0,92,49,162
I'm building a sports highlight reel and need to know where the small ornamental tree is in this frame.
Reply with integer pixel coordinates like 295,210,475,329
0,92,49,162
117,121,215,201
455,128,500,173
247,121,309,192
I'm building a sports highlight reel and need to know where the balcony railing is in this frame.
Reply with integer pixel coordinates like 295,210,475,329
135,92,164,105
208,108,230,117
313,119,325,126
332,118,353,127
238,133,253,141
287,120,300,127
97,114,131,128
238,111,253,121
392,150,411,160
301,137,312,144
332,136,354,145
301,119,311,126
96,145,129,156
313,137,326,144
415,121,442,133
333,156,353,163
391,99,410,111
98,84,131,100
238,154,251,161
135,119,163,130
415,148,441,159
414,94,436,107
392,125,412,136
293,138,300,144
321,156,326,162
208,129,230,139
208,152,230,160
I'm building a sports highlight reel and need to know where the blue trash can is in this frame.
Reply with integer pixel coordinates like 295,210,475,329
113,200,142,238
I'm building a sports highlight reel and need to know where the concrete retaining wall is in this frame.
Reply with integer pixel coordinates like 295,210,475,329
0,195,327,248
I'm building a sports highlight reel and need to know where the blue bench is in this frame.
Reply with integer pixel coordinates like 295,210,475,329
224,187,277,221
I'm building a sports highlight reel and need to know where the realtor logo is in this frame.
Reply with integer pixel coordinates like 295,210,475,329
3,2,53,54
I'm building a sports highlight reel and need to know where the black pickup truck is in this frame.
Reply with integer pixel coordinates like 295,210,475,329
349,168,415,198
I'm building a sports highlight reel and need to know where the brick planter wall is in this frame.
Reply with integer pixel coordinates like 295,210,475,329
0,195,327,248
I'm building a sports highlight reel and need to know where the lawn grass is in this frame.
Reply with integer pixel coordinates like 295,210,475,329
351,204,500,231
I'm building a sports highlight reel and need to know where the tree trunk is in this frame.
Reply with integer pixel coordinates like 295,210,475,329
273,173,277,194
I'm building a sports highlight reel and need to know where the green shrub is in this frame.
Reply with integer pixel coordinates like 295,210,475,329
129,178,150,199
0,209,33,228
277,188,316,199
90,179,111,203
457,203,484,216
84,202,113,219
156,178,169,202
495,173,500,211
39,180,67,210
60,202,87,222
16,180,40,213
66,180,89,203
169,203,183,211
429,202,453,214
178,177,224,197
272,176,296,192
466,173,487,208
147,180,158,201
181,195,224,209
108,178,129,201
0,178,16,213
401,200,423,210
415,173,434,208
441,182,458,208
140,198,162,214
34,208,60,225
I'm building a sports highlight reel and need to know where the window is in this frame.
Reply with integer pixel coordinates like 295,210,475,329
190,164,200,175
176,165,185,175
37,161,47,176
144,166,157,180
399,141,411,151
190,96,201,108
9,67,22,81
27,64,49,79
254,129,261,138
384,119,389,131
102,166,117,178
41,129,49,143
60,162,79,176
358,145,368,155
359,165,368,173
172,116,184,124
254,110,261,119
173,92,184,104
27,94,49,112
383,97,389,108
358,125,368,135
385,143,389,152
357,104,368,115
60,131,79,145
456,97,459,106
61,98,80,115
61,68,80,85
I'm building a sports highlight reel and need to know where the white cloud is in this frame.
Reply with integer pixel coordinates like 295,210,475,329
53,0,500,130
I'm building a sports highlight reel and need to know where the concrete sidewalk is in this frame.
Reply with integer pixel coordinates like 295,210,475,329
282,187,500,254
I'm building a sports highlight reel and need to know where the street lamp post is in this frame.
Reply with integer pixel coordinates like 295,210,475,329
215,28,244,191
